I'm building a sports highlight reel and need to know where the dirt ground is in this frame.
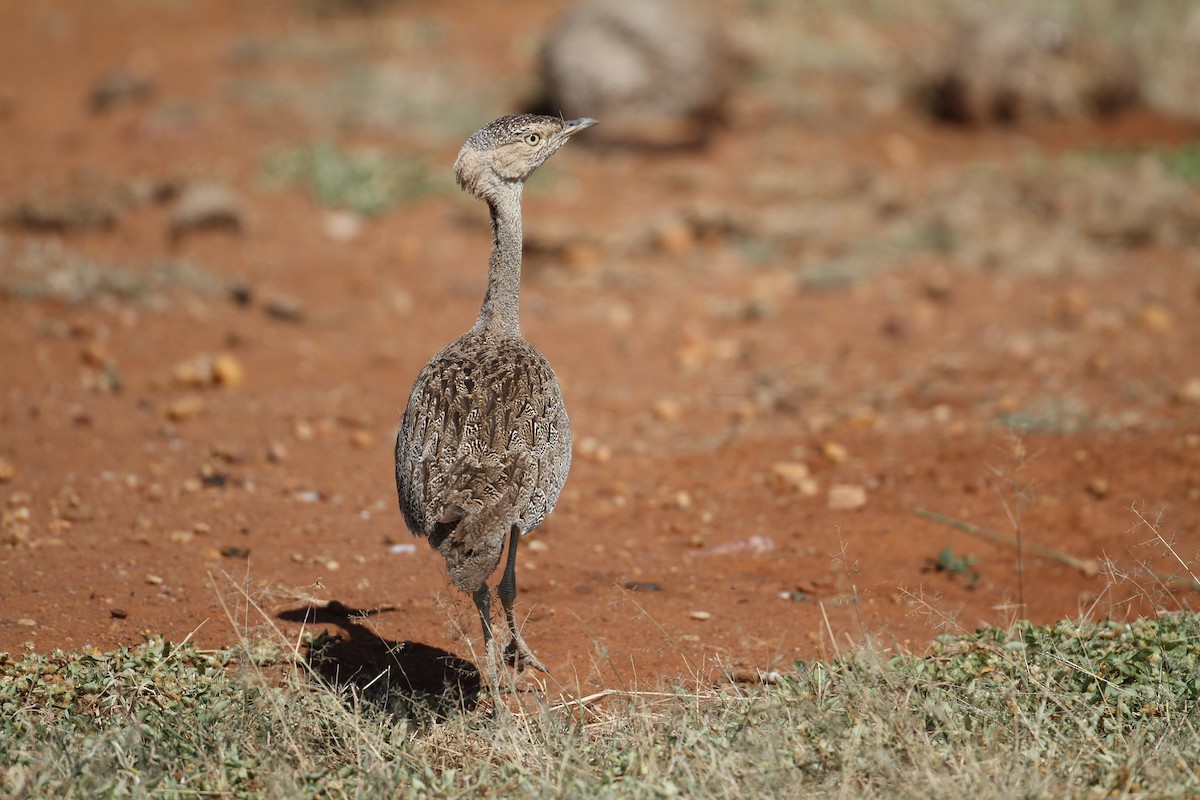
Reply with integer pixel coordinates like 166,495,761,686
1,0,1198,696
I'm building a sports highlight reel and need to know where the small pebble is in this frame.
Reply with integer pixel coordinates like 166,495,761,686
163,396,204,422
821,442,848,464
653,398,683,421
145,574,163,586
110,608,129,620
388,543,417,555
690,610,712,621
323,210,364,242
1133,302,1173,332
265,295,306,323
575,437,612,463
769,462,813,492
0,457,14,483
212,354,245,388
655,219,695,255
170,182,245,239
1176,378,1200,404
1086,477,1110,499
828,483,868,510
89,68,153,112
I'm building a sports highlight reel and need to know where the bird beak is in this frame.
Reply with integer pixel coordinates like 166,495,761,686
560,117,598,138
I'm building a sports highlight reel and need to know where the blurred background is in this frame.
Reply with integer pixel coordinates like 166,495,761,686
0,0,1197,683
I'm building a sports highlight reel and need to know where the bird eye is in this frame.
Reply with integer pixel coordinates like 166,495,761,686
524,133,541,146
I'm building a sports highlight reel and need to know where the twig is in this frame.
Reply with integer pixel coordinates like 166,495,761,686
914,509,1200,593
914,509,1096,575
1132,504,1200,590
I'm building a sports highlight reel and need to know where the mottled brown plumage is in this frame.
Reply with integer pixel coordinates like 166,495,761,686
396,114,595,673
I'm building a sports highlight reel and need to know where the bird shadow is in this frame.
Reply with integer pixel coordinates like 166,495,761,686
277,600,481,720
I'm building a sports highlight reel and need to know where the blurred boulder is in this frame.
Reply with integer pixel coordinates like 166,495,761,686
916,13,1140,124
4,171,132,232
88,68,154,113
536,0,735,147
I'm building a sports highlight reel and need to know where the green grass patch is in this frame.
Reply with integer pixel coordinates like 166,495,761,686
1157,141,1200,185
1075,140,1200,185
262,143,439,216
3,613,1198,798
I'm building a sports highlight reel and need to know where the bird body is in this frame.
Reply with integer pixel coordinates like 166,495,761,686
397,331,570,593
395,114,595,672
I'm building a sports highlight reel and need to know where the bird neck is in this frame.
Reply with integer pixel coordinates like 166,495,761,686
473,182,524,337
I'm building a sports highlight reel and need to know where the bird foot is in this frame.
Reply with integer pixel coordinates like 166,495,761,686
504,636,549,674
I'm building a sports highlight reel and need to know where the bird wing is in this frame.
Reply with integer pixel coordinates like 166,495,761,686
395,333,569,541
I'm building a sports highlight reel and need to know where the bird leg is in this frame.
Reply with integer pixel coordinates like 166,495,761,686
472,582,502,677
498,524,548,674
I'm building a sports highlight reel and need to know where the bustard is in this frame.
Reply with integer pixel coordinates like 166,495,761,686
396,114,596,673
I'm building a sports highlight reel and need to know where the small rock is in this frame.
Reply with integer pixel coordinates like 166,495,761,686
220,546,250,559
701,535,775,556
172,355,211,388
1175,378,1200,404
768,462,818,496
17,618,36,627
526,539,549,553
163,396,204,421
923,267,953,300
1086,477,1110,499
653,398,683,421
266,442,289,463
211,354,245,388
110,608,129,620
170,182,245,239
1133,302,1173,332
689,610,712,621
655,219,695,255
828,483,867,510
264,294,306,323
349,430,373,449
172,353,245,390
145,574,164,586
575,437,612,463
80,341,110,367
673,490,692,510
0,457,14,483
88,67,154,112
323,210,364,242
821,442,848,464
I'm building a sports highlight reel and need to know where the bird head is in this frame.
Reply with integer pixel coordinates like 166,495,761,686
454,114,597,201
